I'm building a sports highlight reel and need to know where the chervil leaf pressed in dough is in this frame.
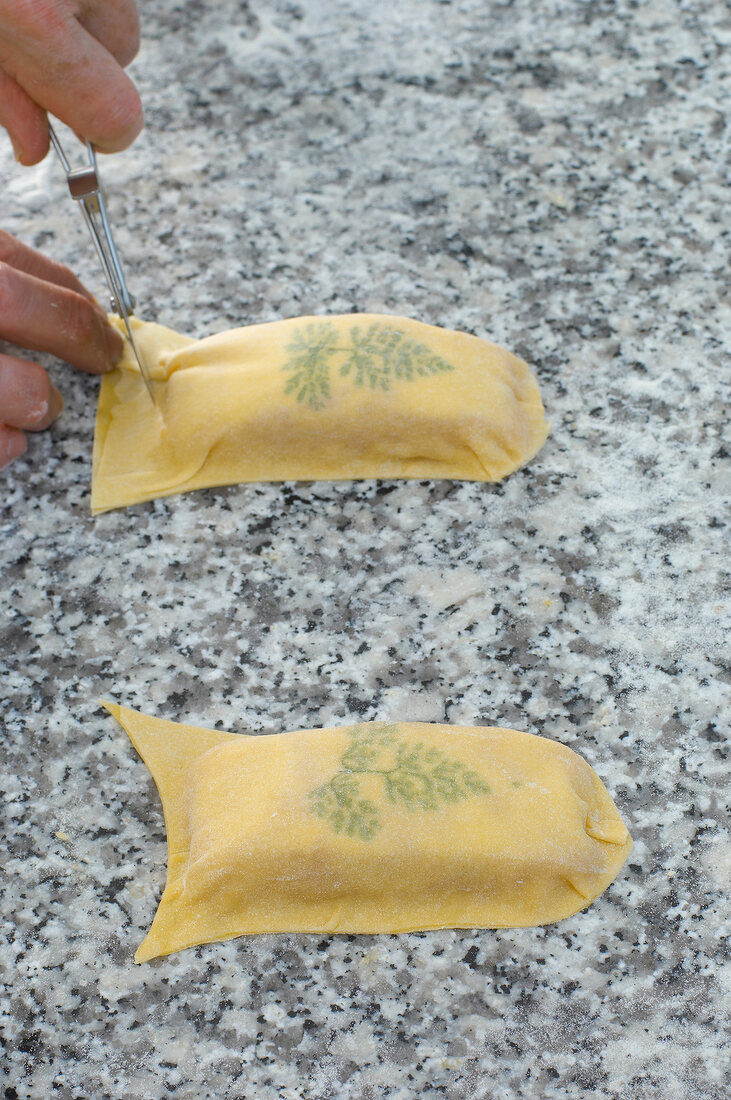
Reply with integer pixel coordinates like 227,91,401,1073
104,704,634,961
282,321,339,409
308,723,490,838
281,322,455,407
339,324,454,392
92,313,550,513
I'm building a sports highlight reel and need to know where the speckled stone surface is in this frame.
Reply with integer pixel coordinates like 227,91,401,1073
1,1,729,1097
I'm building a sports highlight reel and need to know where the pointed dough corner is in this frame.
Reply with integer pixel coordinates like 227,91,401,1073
102,700,236,785
105,711,631,962
103,701,240,963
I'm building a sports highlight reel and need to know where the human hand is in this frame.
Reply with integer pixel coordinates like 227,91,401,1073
0,0,142,165
0,229,123,469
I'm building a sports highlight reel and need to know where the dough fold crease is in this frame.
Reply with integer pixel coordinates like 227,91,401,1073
91,314,549,512
104,703,632,962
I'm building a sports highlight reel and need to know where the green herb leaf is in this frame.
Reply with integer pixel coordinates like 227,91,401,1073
309,772,380,841
309,724,490,840
282,322,339,409
340,723,397,772
340,325,454,390
282,322,454,409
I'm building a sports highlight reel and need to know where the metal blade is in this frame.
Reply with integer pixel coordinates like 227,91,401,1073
119,311,156,404
48,126,159,408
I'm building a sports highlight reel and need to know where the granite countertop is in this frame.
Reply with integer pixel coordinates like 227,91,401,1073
1,1,728,1097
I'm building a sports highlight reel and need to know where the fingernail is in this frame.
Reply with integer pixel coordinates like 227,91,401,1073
103,324,124,369
11,136,26,164
1,430,27,468
49,385,64,421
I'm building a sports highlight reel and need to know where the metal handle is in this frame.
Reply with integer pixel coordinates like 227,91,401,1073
48,125,157,407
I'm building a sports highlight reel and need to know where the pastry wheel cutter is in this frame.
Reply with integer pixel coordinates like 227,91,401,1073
48,125,157,407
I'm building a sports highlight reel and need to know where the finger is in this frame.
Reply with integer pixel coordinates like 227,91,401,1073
77,0,140,68
0,230,105,313
1,7,143,154
0,261,123,373
0,65,49,165
0,353,64,430
0,423,27,469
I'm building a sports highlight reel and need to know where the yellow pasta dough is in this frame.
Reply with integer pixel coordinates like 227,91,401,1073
105,703,632,962
91,314,549,512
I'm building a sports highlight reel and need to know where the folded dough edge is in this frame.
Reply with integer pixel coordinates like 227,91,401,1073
91,313,550,512
105,703,632,962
